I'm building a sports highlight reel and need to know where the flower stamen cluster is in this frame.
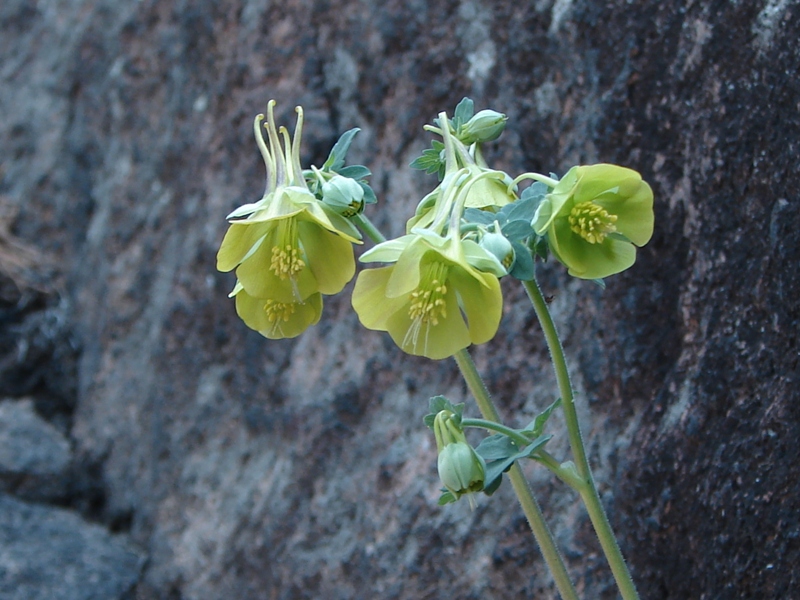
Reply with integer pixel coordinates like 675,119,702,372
568,201,618,244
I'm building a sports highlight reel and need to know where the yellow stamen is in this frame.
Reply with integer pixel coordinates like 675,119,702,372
408,262,449,326
269,218,305,279
263,299,296,323
568,201,618,244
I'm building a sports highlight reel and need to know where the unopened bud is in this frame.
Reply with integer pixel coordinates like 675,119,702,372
480,231,515,270
322,175,365,216
460,110,507,144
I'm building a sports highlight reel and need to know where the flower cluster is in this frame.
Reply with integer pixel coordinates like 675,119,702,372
216,97,655,355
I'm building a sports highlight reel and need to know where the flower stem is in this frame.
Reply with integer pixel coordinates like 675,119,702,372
459,418,531,447
522,278,640,600
453,350,578,600
352,213,386,244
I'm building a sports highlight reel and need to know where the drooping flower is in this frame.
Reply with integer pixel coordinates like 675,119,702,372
351,230,504,360
216,101,361,337
532,164,654,279
229,281,323,340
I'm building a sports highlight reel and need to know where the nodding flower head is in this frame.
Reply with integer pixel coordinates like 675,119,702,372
216,101,361,338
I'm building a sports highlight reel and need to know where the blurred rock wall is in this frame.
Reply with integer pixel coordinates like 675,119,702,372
1,0,798,598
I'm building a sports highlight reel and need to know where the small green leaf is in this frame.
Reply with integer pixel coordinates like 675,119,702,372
423,396,464,428
463,208,495,226
591,278,606,290
521,398,562,439
482,435,552,491
337,165,371,180
453,97,475,129
323,128,360,171
475,433,519,461
509,241,535,281
501,220,534,242
531,236,549,261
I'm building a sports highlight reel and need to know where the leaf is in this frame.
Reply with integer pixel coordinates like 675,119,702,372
475,433,519,461
410,140,446,179
462,207,495,226
337,165,371,180
505,194,542,223
509,241,535,281
423,396,464,428
501,220,534,242
453,97,475,130
520,181,549,202
323,128,361,171
482,435,552,492
521,398,562,439
531,236,549,262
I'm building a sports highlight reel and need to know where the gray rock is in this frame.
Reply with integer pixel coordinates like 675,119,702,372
1,0,798,598
0,398,71,502
0,494,143,600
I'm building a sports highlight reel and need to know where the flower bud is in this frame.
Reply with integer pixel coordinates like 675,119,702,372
322,175,365,216
437,441,486,497
460,110,507,144
479,230,515,271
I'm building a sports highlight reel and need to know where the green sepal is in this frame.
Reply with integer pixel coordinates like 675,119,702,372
591,278,606,290
423,396,464,429
323,128,360,171
359,181,377,204
438,489,458,505
520,397,562,439
509,241,535,281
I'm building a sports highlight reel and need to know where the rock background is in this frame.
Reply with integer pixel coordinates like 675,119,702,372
1,0,798,598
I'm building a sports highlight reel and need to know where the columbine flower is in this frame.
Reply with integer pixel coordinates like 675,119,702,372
229,282,322,340
351,230,504,360
216,101,361,337
532,164,654,279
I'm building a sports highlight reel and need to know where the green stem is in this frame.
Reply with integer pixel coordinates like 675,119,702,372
351,213,386,244
523,278,640,600
460,418,530,447
454,350,578,600
510,172,559,190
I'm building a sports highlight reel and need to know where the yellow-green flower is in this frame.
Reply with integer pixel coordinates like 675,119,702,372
229,281,323,340
532,164,654,279
351,230,504,360
216,101,360,318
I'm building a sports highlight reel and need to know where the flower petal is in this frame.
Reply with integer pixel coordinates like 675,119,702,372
450,269,503,345
235,226,318,302
216,221,269,272
299,221,355,295
385,284,470,360
551,219,636,279
351,266,408,331
594,180,654,247
235,289,323,339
